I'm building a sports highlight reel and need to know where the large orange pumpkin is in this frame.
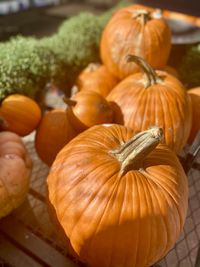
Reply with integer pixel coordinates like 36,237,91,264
0,94,41,136
66,90,113,132
100,4,171,79
0,131,32,218
47,124,188,267
187,87,200,144
76,63,119,97
107,55,192,153
35,108,77,166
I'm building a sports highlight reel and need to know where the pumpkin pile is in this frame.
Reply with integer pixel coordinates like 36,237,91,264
45,4,197,267
0,3,199,267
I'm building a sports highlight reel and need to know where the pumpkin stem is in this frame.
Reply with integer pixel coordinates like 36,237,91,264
132,9,151,25
63,96,77,107
86,63,101,72
126,55,162,88
111,126,163,175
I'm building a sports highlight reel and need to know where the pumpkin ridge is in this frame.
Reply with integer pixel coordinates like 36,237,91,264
140,174,157,264
147,178,171,263
58,159,119,232
104,173,127,267
85,174,122,266
0,170,15,212
147,165,186,229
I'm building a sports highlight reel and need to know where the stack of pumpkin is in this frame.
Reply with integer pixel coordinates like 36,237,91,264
0,4,199,267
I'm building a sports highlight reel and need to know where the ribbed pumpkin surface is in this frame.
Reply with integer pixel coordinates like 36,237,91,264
48,124,188,267
100,4,171,79
107,71,192,153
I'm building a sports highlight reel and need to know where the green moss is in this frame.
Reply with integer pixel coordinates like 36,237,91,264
179,44,200,89
0,36,59,100
0,1,128,101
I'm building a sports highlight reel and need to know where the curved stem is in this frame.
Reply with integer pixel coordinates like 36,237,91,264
63,96,77,107
111,127,163,175
126,55,161,88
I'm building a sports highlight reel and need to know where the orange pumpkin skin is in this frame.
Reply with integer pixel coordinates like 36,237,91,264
47,124,188,267
187,87,200,144
76,63,118,97
0,131,32,218
100,5,171,79
107,68,191,153
0,94,41,136
163,65,179,78
35,109,77,166
67,91,113,132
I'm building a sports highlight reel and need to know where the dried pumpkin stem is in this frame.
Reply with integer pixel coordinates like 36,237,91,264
63,96,77,107
86,63,101,72
126,54,161,88
132,9,151,25
111,126,163,174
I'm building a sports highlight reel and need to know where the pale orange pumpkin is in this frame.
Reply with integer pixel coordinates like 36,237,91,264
187,87,200,144
76,63,119,97
0,131,32,218
107,55,192,153
100,4,171,79
47,124,188,267
66,90,113,132
35,108,77,166
0,94,41,136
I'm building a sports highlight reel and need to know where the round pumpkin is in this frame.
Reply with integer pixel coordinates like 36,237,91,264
100,4,171,79
47,124,188,267
0,131,32,218
35,108,77,166
187,87,200,144
0,94,42,136
76,63,119,97
107,55,192,153
66,90,113,132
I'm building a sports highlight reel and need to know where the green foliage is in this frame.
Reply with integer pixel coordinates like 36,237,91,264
0,36,59,100
0,1,128,101
179,43,200,89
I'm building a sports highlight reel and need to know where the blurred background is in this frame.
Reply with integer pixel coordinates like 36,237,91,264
0,0,199,41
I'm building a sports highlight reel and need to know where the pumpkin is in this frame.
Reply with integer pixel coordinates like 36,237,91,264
66,90,113,132
0,94,41,136
47,124,188,267
76,63,119,97
0,131,32,218
107,55,192,153
163,65,179,78
100,4,171,79
35,108,77,166
187,87,200,144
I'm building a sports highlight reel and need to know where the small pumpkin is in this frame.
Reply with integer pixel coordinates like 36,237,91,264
35,108,77,166
76,63,118,97
100,4,171,79
66,90,113,132
47,124,188,267
0,94,41,136
187,87,200,144
163,65,179,78
0,131,32,218
107,55,192,153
